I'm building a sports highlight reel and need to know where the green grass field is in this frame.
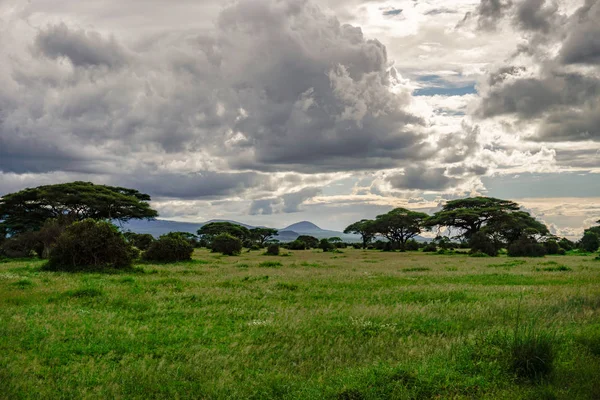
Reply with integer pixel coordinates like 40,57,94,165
1,249,599,399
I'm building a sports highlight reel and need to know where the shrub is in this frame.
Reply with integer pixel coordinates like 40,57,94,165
557,248,566,255
543,240,560,255
558,237,574,251
265,243,280,255
579,232,599,253
288,240,307,250
319,238,334,252
0,232,42,259
469,232,498,257
124,232,155,251
296,235,319,248
211,233,242,256
44,219,135,271
143,235,193,263
405,239,420,251
508,236,547,257
351,243,362,249
422,243,437,252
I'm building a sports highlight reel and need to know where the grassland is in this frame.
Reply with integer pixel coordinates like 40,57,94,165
1,249,599,399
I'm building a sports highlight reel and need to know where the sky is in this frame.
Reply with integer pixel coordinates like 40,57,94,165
0,0,599,238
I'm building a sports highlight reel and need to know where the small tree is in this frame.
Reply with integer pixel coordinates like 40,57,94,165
265,243,280,255
288,240,307,250
124,232,156,251
508,235,547,257
374,208,429,251
319,238,334,252
579,232,599,253
469,231,498,257
297,235,319,248
211,233,242,256
44,219,135,271
143,235,193,263
250,228,279,247
344,220,377,249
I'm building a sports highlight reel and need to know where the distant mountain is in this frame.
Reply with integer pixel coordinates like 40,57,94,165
283,221,322,232
119,218,362,242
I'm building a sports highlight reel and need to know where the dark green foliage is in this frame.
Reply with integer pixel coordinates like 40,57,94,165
250,228,279,246
287,240,307,250
373,208,429,251
142,235,193,263
198,222,250,245
427,197,520,241
508,235,547,257
44,219,135,271
543,240,560,255
422,243,437,252
37,217,75,258
211,233,242,256
124,232,156,251
163,232,200,248
405,239,420,251
297,235,319,248
344,219,377,249
258,261,282,268
0,231,43,259
319,238,334,252
486,211,550,247
0,181,157,236
579,232,599,253
266,243,280,255
558,237,574,251
469,232,498,257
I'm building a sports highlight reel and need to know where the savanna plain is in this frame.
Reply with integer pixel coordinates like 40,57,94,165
1,249,599,399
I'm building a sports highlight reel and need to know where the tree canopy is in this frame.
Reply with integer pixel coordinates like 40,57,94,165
250,228,279,246
344,220,377,249
0,182,158,235
197,222,250,243
427,197,520,240
373,208,429,251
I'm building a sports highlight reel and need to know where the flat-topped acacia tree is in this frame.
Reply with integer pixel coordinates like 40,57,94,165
0,181,158,235
426,197,520,241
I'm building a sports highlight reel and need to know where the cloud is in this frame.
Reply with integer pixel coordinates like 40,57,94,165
249,186,322,215
472,0,600,143
34,23,128,68
387,167,460,191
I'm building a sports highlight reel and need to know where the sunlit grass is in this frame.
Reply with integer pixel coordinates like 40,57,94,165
1,249,599,399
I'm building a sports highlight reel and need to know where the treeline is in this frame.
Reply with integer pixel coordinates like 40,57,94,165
1,183,599,272
344,197,598,257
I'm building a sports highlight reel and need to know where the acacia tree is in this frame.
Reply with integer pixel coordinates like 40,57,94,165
427,197,520,241
250,228,279,246
197,222,250,245
484,211,549,246
374,208,429,251
344,220,377,249
0,182,158,235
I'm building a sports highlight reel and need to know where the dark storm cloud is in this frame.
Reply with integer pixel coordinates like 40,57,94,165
248,187,321,215
387,167,460,191
476,0,513,30
474,0,600,142
559,0,600,65
0,0,430,193
282,187,321,213
35,23,128,68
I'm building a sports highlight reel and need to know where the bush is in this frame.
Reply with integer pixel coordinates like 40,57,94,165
44,219,135,271
579,232,599,253
211,233,242,256
543,240,560,255
558,237,574,251
469,232,498,257
297,235,319,248
422,243,437,252
405,239,420,251
319,238,334,252
508,236,547,257
265,243,280,255
0,232,42,259
288,240,307,250
124,232,155,251
557,248,566,255
143,235,193,263
351,243,362,249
